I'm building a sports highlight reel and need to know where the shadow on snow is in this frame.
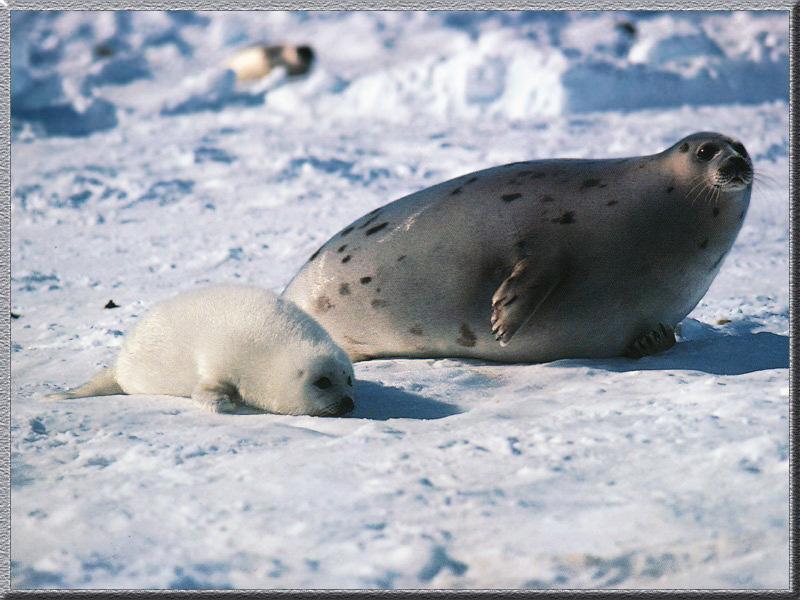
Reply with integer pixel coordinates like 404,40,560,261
350,380,462,421
550,321,789,376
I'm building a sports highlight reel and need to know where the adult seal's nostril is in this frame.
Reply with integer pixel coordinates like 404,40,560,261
337,396,354,414
727,156,751,179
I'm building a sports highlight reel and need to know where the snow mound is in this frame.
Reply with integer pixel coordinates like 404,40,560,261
11,11,789,137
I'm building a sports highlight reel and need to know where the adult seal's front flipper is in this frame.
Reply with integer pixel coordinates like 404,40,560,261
490,257,562,346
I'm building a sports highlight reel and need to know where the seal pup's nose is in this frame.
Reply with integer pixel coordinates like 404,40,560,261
335,396,354,415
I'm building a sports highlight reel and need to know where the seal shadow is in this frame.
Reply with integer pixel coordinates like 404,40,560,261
206,382,460,419
349,380,462,420
550,320,789,376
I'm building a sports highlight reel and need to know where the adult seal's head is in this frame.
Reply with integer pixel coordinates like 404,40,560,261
283,131,754,363
666,131,753,195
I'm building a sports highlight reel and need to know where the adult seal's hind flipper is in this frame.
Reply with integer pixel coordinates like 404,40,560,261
624,323,677,358
490,257,564,346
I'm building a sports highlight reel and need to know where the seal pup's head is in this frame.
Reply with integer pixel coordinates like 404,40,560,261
669,131,754,195
296,350,355,417
257,298,355,417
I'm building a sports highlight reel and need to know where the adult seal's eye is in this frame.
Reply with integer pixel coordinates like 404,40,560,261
731,142,749,158
696,143,720,161
312,376,332,390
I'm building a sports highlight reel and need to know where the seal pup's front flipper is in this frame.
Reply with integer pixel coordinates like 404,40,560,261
490,257,562,346
191,379,239,413
623,323,676,358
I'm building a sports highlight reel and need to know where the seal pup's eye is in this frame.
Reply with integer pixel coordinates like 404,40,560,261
312,376,333,390
696,143,720,161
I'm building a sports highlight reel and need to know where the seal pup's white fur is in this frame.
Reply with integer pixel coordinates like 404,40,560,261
49,285,355,416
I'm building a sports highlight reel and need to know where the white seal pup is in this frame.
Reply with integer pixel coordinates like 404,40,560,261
226,44,315,81
283,132,753,363
49,285,355,416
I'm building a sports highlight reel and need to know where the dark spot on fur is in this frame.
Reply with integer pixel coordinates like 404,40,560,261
359,216,379,229
639,163,645,169
315,296,334,313
607,200,618,206
337,244,347,253
712,207,720,217
104,300,119,309
397,255,407,262
376,287,381,293
581,178,601,188
666,186,674,193
365,222,389,236
451,187,463,195
296,369,305,378
466,176,478,184
552,211,575,224
456,323,477,347
344,335,367,346
308,248,321,262
502,193,522,202
10,312,20,319
679,142,690,152
340,226,354,237
540,195,555,203
599,183,607,188
739,210,745,220
341,255,352,263
360,276,372,285
409,326,423,336
371,299,388,308
339,283,351,296
699,238,709,249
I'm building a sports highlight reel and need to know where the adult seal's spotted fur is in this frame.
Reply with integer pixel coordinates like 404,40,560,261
283,132,753,363
49,286,355,416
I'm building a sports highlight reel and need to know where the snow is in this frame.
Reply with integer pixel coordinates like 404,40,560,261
10,10,789,590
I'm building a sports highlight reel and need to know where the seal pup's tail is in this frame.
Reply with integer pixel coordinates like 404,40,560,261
47,368,124,400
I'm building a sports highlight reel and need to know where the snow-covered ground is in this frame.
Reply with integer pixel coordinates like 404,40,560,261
10,10,789,589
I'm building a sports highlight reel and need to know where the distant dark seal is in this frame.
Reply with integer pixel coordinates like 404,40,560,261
283,132,753,363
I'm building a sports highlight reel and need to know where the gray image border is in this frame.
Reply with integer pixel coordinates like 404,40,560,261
0,2,795,597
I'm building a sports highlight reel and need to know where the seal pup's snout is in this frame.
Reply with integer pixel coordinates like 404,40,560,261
337,396,355,415
323,395,354,417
